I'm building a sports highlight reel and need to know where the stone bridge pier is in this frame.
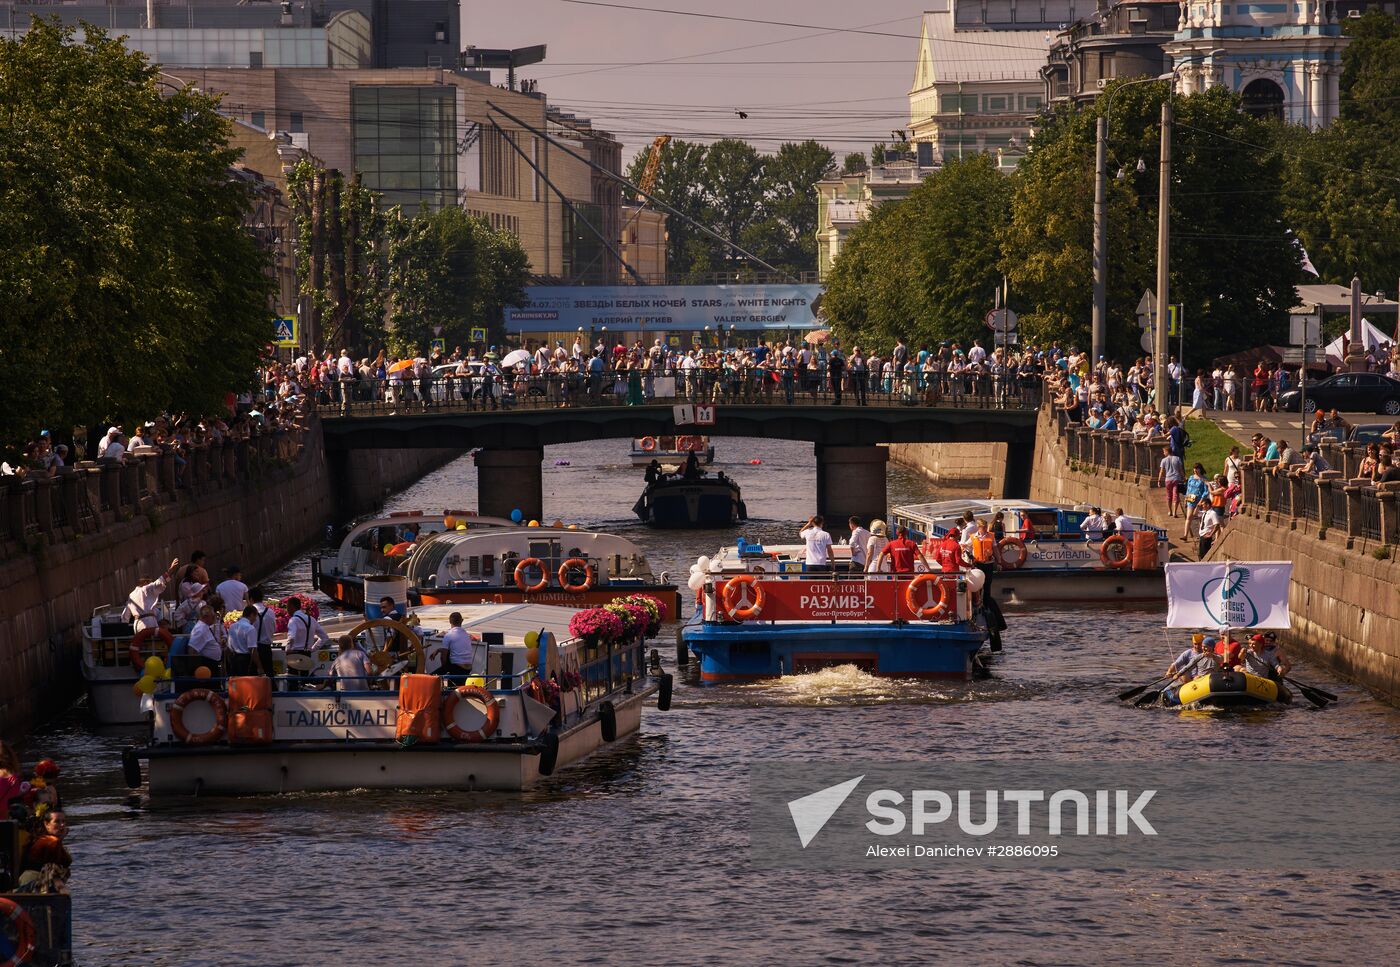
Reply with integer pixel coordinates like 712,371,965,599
474,448,544,522
814,445,888,533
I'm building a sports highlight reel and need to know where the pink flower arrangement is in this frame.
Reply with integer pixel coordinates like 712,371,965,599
569,607,624,644
604,602,650,639
619,594,666,636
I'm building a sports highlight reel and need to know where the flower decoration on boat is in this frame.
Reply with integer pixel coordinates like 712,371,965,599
558,669,583,690
268,592,321,633
222,610,244,628
568,607,624,645
603,602,649,640
619,594,666,636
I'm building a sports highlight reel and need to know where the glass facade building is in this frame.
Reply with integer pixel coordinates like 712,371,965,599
351,85,457,212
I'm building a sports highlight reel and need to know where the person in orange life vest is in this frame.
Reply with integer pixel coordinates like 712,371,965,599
967,518,997,593
877,526,928,574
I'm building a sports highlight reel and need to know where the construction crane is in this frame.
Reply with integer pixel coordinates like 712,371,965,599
636,135,671,203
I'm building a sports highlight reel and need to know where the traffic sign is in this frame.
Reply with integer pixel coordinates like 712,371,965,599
1281,347,1324,364
985,308,1018,332
273,317,298,347
1167,304,1182,338
1289,312,1321,346
1140,329,1155,354
994,330,1019,346
1135,290,1156,327
430,338,446,354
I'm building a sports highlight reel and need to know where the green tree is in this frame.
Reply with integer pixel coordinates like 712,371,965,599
0,19,272,447
1282,12,1400,288
841,152,868,175
386,207,529,354
743,140,835,277
1003,82,1300,365
625,138,711,280
703,138,768,273
824,156,1010,349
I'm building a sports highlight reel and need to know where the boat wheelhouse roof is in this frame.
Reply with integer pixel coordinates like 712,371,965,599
315,602,583,647
405,527,656,586
894,499,1065,521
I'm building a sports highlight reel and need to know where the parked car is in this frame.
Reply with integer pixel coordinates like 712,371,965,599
1349,423,1396,445
1278,373,1400,415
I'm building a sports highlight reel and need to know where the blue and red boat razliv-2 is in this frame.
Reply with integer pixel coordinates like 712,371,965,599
680,572,990,683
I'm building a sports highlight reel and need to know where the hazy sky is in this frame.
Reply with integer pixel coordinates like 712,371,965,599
465,0,924,162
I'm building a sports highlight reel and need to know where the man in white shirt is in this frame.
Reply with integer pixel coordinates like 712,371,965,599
125,558,180,632
248,588,276,676
968,339,986,365
848,516,871,570
440,611,476,676
1114,509,1136,538
332,636,373,692
187,605,224,677
214,566,249,613
226,606,258,677
284,597,331,689
800,515,834,571
1080,507,1107,541
102,433,127,462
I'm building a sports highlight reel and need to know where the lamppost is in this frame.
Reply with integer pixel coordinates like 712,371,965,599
703,325,711,349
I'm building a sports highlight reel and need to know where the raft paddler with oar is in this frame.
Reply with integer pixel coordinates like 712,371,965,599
1159,635,1220,706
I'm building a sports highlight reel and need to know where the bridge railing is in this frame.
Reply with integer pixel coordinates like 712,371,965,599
314,373,1043,417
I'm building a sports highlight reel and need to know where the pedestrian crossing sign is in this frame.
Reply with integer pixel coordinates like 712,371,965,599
1167,304,1182,338
430,338,445,354
273,317,298,347
470,326,488,343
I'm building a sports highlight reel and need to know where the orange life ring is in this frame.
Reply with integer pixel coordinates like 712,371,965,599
996,537,1028,569
442,684,500,742
558,558,596,593
129,626,174,672
721,574,765,620
0,897,36,967
514,557,549,593
1100,535,1131,569
640,436,657,451
170,689,228,745
905,574,952,620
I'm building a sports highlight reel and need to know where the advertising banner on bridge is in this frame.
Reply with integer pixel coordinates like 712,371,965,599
503,284,824,333
1164,561,1292,629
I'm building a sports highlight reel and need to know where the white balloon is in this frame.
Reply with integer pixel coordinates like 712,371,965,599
690,563,701,574
687,572,706,592
696,556,711,571
966,568,986,593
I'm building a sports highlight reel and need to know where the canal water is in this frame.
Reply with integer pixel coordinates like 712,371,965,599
30,438,1400,964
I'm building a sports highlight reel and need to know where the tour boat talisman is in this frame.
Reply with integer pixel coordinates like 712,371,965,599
629,434,714,466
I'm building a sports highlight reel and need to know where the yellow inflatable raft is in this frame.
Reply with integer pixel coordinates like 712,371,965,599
1176,670,1290,708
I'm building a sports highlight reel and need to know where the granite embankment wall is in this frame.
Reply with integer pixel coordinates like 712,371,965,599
0,418,458,737
1024,404,1400,706
887,443,1010,497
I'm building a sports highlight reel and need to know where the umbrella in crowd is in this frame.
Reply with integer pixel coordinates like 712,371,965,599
500,349,532,369
387,359,415,374
804,329,830,345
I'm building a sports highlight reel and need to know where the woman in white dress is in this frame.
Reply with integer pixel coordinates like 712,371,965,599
864,519,890,573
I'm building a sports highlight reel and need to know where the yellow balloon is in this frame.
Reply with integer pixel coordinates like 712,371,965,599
143,656,165,678
528,520,540,527
567,524,579,531
162,668,173,680
136,675,158,695
524,630,540,648
383,543,395,554
465,676,487,689
456,524,467,531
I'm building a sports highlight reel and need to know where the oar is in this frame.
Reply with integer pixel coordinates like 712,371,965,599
1284,679,1332,709
1118,674,1171,702
1133,686,1169,707
1284,676,1337,702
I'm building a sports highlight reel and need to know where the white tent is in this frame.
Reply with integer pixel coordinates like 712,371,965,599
1324,318,1393,364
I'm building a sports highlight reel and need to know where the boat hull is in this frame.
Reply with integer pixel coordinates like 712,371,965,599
682,621,985,683
1175,670,1289,709
635,480,745,528
84,674,147,726
987,568,1164,607
139,686,652,795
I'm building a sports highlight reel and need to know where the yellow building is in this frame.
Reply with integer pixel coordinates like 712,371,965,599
815,160,938,280
619,203,668,284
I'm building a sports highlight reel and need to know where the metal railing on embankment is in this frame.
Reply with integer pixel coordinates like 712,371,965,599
0,427,307,559
1052,406,1400,551
311,374,1043,418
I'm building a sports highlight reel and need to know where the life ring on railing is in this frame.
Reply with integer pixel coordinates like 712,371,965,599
905,574,952,620
0,897,36,967
995,537,1028,569
170,689,228,745
640,436,657,451
514,557,549,593
721,574,765,620
558,558,596,593
1100,535,1131,569
129,626,174,672
442,685,500,742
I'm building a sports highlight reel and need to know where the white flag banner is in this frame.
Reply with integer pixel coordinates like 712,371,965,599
1165,561,1293,629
